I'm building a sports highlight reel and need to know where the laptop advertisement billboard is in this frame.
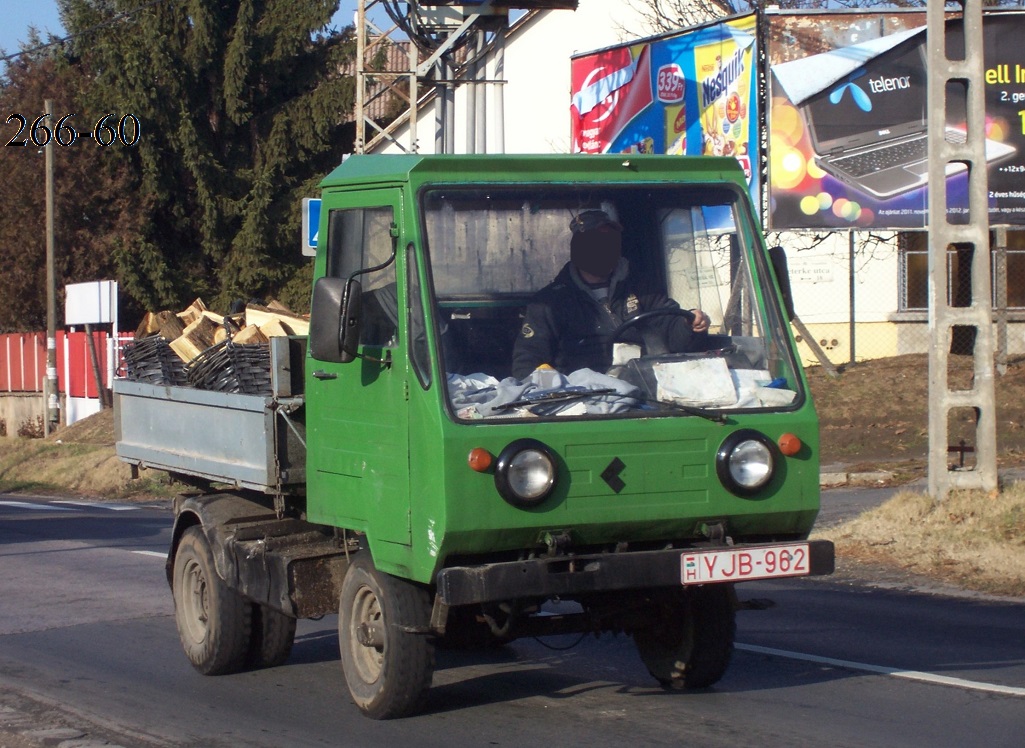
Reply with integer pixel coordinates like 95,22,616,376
767,11,1025,230
570,13,760,207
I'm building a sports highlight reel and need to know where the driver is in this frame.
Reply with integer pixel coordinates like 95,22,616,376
511,209,709,380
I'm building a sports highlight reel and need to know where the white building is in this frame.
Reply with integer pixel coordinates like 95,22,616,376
364,1,1023,367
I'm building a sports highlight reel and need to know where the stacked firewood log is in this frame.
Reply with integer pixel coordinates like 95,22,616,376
133,298,309,361
123,298,309,394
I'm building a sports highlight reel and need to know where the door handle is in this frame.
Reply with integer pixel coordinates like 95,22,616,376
312,370,337,380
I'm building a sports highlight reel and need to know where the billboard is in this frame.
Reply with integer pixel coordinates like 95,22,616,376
766,10,1025,230
570,14,760,203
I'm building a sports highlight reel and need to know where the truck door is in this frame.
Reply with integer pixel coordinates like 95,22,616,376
305,191,411,546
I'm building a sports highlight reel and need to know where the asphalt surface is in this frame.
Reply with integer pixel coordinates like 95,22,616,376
2,521,1023,747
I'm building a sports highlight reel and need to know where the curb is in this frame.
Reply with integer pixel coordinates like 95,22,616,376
820,470,895,488
820,465,1025,488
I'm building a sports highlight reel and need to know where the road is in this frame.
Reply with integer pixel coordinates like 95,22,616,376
2,493,1024,747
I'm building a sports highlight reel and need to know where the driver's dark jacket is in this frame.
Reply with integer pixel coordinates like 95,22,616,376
511,260,703,379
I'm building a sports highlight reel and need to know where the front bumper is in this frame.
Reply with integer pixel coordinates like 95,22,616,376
435,540,835,606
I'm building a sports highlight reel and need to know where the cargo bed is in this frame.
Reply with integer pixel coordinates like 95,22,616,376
114,379,305,494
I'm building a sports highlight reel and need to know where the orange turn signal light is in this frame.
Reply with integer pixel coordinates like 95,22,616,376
777,433,802,456
468,447,494,472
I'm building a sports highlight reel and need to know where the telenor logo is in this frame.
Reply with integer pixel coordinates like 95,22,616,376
868,75,912,93
828,70,872,112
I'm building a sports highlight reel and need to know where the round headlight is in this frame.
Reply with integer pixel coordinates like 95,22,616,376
716,430,776,496
495,439,557,507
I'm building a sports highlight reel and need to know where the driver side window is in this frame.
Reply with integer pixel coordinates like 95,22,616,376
326,207,397,347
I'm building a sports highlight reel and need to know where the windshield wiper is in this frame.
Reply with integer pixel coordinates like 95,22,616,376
639,397,727,423
493,387,617,412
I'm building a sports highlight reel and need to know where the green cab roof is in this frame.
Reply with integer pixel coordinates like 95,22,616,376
319,153,748,191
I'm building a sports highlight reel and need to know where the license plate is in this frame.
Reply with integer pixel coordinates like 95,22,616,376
681,544,810,584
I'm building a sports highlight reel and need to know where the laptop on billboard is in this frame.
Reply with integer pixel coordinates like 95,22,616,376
799,41,1014,199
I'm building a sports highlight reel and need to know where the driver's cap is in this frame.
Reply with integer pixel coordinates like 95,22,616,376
570,210,622,234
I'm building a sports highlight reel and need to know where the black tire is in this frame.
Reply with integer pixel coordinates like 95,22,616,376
172,526,251,675
633,584,735,690
247,603,297,669
338,553,435,719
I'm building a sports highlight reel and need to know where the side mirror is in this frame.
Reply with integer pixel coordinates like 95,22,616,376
768,245,796,322
339,279,363,363
310,276,363,363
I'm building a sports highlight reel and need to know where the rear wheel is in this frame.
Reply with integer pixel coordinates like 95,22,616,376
172,526,251,675
633,583,735,689
338,554,435,719
247,603,297,668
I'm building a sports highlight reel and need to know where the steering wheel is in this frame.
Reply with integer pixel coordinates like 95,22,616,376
613,308,697,357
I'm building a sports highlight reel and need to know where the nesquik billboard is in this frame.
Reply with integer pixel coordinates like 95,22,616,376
570,13,760,204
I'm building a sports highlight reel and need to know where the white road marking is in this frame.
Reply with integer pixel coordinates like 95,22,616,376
2,500,166,558
54,500,138,511
1,499,142,512
738,643,1025,697
0,500,77,512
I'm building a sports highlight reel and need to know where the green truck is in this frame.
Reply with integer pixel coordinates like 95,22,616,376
114,153,833,719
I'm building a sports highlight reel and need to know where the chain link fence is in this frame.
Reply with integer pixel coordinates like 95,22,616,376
774,229,1025,370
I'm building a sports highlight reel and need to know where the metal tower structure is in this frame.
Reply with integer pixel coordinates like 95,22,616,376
926,1,998,500
354,1,576,155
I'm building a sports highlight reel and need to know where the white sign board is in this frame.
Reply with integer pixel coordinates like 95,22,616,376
65,280,118,326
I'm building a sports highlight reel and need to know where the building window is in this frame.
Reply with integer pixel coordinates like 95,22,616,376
899,232,1025,311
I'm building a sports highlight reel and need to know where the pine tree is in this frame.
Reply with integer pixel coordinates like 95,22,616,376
0,39,143,332
58,0,357,314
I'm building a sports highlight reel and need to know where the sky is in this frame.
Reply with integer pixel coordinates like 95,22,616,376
2,0,66,56
1,0,362,59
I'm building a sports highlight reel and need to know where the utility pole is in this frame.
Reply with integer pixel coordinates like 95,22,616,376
44,99,60,435
926,2,997,499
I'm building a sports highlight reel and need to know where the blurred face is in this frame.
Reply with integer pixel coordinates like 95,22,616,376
571,227,622,279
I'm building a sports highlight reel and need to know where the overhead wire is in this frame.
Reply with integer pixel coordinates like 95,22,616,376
1,0,173,64
378,0,474,53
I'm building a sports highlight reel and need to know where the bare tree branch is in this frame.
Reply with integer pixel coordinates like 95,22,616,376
620,0,1025,38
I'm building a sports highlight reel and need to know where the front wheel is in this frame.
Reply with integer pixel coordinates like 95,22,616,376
633,584,736,690
172,526,251,675
338,553,435,719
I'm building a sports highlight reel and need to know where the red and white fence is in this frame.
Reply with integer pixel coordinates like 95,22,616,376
0,330,132,425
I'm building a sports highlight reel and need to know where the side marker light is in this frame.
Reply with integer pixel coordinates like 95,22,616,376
778,433,802,456
468,447,493,472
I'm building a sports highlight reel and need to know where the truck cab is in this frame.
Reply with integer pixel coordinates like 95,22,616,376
303,154,830,715
307,154,821,576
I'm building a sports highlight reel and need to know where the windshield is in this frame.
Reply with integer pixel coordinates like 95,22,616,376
421,184,801,421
